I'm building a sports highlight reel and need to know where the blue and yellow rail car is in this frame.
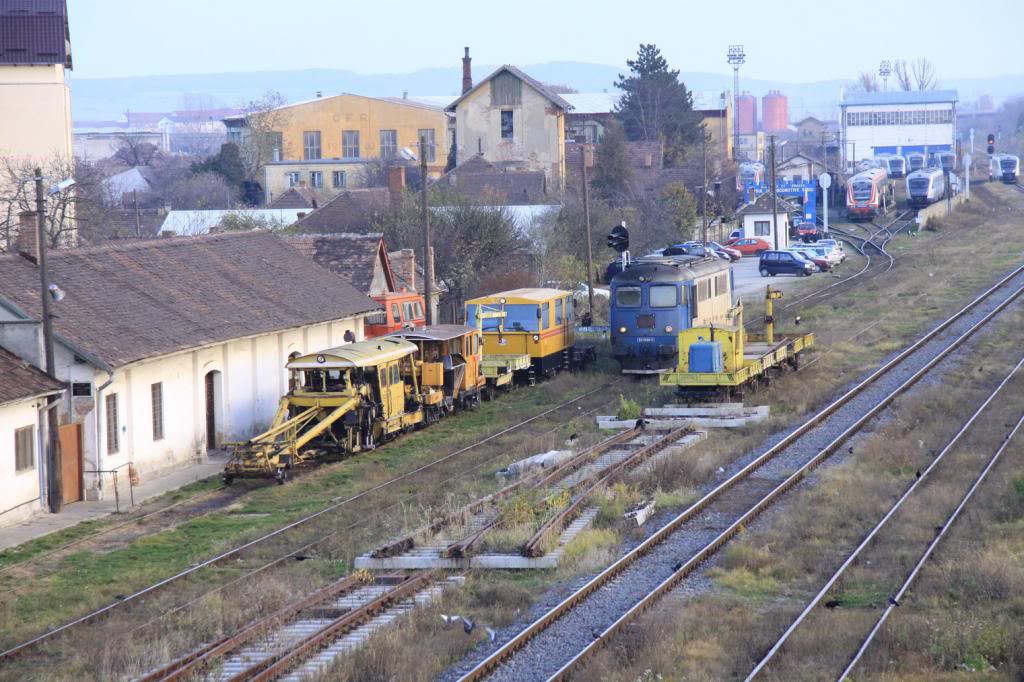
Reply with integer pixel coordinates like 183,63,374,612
465,288,593,381
660,286,814,400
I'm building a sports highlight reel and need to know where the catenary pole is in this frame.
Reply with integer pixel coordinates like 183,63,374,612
35,169,62,513
419,136,432,325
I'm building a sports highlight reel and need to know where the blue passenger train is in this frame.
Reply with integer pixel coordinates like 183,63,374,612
610,256,734,373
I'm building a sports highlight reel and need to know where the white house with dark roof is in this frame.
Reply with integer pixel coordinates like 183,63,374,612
0,228,379,504
0,348,64,527
446,65,572,191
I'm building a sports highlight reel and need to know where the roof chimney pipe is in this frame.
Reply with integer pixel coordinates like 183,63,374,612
462,47,473,95
16,211,39,263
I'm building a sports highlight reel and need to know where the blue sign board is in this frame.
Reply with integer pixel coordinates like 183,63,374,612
742,180,818,226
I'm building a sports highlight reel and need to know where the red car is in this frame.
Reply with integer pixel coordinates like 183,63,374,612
726,237,772,256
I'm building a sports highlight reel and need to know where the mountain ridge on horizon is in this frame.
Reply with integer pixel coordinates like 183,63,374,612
70,61,1024,122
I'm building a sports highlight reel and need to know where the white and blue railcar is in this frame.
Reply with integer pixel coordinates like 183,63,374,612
906,168,945,207
990,154,1020,183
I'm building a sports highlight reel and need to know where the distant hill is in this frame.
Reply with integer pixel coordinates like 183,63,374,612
69,61,1024,123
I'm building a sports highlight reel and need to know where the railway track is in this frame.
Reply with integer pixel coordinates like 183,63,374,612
0,381,618,671
449,261,1024,682
745,354,1024,680
140,571,452,682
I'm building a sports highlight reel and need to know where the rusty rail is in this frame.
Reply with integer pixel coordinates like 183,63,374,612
522,425,692,557
458,268,1024,682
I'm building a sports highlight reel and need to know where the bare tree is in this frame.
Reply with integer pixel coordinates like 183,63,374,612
112,133,161,166
0,156,114,250
894,60,913,91
856,71,880,92
239,90,289,181
173,92,227,157
911,58,939,90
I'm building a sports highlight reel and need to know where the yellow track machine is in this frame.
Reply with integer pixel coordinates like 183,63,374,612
222,338,425,484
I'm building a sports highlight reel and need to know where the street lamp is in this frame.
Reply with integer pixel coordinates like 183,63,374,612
33,170,73,513
400,143,432,325
727,45,745,162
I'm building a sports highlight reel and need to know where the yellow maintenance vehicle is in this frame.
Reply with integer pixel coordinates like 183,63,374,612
660,286,814,400
222,337,426,484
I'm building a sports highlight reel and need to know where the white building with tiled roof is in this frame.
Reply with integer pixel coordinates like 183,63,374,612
840,89,959,168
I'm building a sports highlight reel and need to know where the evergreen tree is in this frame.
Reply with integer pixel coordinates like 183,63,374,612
591,118,633,203
615,44,704,167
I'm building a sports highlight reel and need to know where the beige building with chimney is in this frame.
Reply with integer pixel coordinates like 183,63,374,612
446,63,570,191
0,0,75,247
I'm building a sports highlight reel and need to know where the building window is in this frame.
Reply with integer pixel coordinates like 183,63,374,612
151,382,164,442
270,132,283,161
286,172,301,187
379,129,397,159
342,130,360,158
417,129,436,162
332,170,347,188
15,425,34,472
303,131,321,160
500,111,514,140
754,220,771,236
106,393,119,454
227,129,243,144
310,171,323,188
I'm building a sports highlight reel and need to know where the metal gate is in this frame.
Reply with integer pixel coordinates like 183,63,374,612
58,423,83,504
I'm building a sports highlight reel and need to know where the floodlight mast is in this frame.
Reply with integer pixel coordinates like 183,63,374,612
727,45,746,162
879,60,892,91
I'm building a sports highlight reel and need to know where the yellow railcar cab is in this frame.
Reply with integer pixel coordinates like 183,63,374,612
465,288,577,377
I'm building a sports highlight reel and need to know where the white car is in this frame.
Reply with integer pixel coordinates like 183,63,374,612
813,240,846,263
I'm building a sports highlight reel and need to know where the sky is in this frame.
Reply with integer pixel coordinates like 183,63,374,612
68,0,1023,82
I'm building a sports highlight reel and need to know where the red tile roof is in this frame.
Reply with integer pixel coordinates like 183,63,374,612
0,231,378,369
0,347,62,407
286,233,393,294
0,0,71,68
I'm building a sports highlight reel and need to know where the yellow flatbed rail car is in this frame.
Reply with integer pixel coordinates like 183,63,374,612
660,286,814,398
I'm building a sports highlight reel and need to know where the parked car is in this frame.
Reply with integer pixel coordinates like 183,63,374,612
685,240,742,262
726,237,773,256
784,247,829,271
813,239,846,263
759,250,817,277
807,244,842,267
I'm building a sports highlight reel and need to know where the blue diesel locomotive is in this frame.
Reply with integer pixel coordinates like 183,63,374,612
610,256,734,373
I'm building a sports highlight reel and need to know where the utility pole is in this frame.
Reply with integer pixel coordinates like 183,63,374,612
768,137,779,250
35,169,62,514
133,190,141,238
702,134,709,244
581,145,595,318
419,136,433,325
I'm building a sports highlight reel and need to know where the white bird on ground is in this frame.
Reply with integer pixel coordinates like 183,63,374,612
440,614,460,630
486,627,497,642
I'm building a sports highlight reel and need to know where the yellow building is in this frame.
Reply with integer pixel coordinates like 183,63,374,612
693,91,733,162
0,1,74,244
228,94,448,177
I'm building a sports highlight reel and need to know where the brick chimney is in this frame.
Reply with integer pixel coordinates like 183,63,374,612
461,47,473,95
387,165,406,208
16,211,39,263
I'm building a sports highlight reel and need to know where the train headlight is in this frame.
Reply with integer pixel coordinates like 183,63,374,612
532,334,540,342
664,325,674,333
618,326,627,334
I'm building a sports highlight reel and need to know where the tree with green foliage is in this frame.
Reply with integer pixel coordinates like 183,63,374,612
192,142,246,189
591,118,633,203
615,43,704,167
659,182,698,242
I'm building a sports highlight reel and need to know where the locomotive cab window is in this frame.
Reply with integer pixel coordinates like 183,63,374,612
649,285,677,308
616,286,641,307
540,303,550,329
555,299,563,325
391,303,401,322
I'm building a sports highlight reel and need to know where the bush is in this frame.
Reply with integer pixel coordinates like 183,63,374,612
617,395,642,420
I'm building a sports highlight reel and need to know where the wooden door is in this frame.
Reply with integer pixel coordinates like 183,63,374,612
205,372,217,449
58,423,83,504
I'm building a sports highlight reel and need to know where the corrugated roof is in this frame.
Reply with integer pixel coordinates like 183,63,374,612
0,231,378,369
0,0,70,67
160,209,306,235
841,89,959,106
288,337,416,369
563,92,618,115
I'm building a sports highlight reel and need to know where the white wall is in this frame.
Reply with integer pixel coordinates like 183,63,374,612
741,213,789,249
843,103,955,158
0,398,45,527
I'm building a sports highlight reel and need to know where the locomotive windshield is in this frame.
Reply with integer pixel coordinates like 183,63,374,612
1001,159,1017,170
649,285,678,308
908,178,930,192
616,287,642,307
852,182,873,200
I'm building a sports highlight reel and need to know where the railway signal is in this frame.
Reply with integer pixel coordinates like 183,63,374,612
606,222,629,253
987,133,995,155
